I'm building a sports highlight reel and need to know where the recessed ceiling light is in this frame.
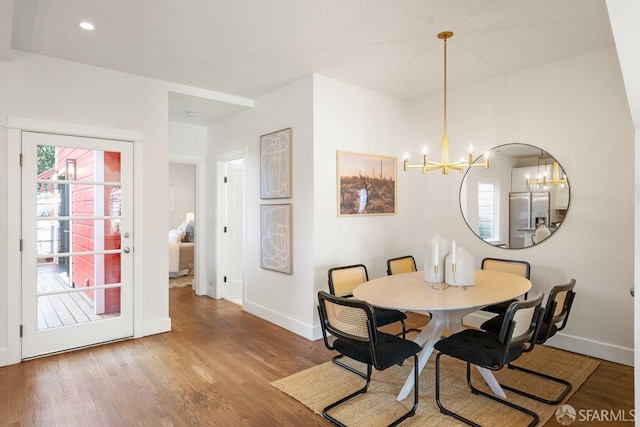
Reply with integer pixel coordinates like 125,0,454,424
79,22,95,31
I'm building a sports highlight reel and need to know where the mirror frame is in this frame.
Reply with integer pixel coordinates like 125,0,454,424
459,143,570,249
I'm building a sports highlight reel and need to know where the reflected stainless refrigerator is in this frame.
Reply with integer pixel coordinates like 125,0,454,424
509,192,550,248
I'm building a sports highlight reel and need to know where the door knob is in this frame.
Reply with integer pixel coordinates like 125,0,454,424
631,286,634,298
123,247,131,254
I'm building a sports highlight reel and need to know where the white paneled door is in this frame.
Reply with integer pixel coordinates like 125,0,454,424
21,132,134,358
222,159,244,300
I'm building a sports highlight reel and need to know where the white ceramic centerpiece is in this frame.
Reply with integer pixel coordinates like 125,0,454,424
444,240,475,287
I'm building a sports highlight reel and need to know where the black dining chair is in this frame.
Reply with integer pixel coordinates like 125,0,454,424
386,255,428,332
480,279,576,404
480,257,531,314
328,264,408,378
328,264,407,338
434,294,545,427
317,291,421,427
386,255,417,276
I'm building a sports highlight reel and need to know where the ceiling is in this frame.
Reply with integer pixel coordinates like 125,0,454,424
4,0,615,126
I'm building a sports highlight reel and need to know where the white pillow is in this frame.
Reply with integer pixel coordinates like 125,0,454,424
168,229,184,243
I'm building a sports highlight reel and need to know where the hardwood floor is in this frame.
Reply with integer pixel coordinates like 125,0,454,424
0,287,633,426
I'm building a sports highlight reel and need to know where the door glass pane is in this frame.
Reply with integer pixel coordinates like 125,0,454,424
36,262,122,331
35,145,122,330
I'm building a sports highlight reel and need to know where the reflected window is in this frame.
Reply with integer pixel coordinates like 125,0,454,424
478,181,499,241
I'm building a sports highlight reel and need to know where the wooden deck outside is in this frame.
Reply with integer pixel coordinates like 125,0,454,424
37,263,119,330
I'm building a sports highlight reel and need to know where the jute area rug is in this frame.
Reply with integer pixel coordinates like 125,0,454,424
169,275,193,289
272,345,599,426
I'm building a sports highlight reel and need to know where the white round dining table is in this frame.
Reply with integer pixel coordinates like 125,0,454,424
353,269,531,401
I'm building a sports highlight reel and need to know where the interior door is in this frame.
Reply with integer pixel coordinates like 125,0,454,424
222,159,244,300
21,131,134,358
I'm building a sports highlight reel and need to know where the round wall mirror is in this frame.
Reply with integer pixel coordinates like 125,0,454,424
459,143,570,249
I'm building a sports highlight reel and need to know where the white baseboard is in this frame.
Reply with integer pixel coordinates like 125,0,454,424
243,299,319,340
206,284,217,299
0,348,6,367
464,312,633,366
143,317,172,336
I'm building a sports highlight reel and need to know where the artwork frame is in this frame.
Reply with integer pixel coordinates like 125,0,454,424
260,128,292,199
260,204,292,274
337,151,397,216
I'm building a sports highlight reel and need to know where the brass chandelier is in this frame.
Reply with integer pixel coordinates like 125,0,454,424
526,151,568,190
404,31,489,174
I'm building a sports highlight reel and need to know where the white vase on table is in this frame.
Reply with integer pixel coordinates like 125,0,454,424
445,246,475,287
423,233,449,283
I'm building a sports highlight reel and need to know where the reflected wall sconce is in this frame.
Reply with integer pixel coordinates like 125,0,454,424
404,31,489,175
66,159,76,181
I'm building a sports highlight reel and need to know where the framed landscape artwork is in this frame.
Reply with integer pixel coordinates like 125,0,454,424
260,128,292,199
337,151,397,216
260,204,292,274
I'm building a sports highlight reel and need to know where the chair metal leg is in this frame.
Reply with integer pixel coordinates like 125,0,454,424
332,354,367,379
466,363,539,427
499,362,572,405
393,320,407,338
324,356,419,427
322,363,372,427
435,352,481,427
396,313,432,337
388,353,419,426
435,352,539,427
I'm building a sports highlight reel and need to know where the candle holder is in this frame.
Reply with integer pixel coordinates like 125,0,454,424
430,265,449,290
447,263,467,291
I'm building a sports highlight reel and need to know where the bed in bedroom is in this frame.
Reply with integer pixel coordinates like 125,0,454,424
169,242,194,277
168,221,195,278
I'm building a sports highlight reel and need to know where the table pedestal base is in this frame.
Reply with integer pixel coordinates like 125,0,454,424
397,309,507,401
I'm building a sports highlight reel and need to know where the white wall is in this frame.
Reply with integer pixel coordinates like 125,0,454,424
0,53,176,364
605,0,640,405
312,75,411,311
209,75,316,337
168,163,195,230
169,122,208,156
405,47,635,364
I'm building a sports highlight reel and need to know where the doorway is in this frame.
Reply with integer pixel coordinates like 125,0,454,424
168,163,196,291
168,154,207,296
